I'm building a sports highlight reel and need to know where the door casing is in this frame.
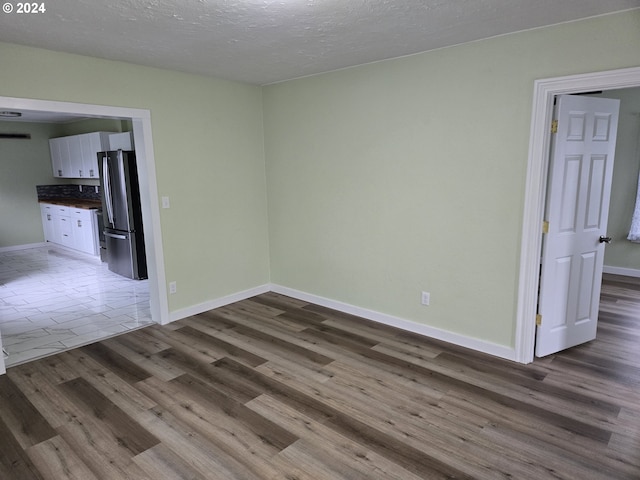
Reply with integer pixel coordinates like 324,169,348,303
515,66,640,364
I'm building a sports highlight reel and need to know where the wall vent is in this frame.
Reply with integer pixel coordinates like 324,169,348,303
0,133,31,139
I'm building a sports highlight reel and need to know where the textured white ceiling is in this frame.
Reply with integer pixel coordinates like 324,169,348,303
0,0,638,85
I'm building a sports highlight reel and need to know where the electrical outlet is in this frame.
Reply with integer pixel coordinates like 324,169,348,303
421,291,430,306
169,281,177,294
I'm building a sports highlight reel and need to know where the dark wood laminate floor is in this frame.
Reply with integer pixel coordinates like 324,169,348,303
1,274,639,479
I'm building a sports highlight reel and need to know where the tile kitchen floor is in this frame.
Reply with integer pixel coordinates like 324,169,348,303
0,245,153,367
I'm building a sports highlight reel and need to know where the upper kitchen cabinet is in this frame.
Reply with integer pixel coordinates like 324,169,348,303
49,132,113,178
49,136,72,178
108,132,134,150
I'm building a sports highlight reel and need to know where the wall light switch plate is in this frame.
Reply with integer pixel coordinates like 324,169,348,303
421,291,430,306
162,196,171,209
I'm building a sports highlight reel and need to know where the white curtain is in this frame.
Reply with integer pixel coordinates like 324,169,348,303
629,171,640,243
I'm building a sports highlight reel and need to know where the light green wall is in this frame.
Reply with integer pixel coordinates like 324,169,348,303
0,121,66,246
602,87,640,270
262,11,640,348
0,42,270,312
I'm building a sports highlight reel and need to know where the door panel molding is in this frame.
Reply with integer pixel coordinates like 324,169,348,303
515,66,640,363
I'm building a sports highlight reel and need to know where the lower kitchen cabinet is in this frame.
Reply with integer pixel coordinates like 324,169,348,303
40,203,100,256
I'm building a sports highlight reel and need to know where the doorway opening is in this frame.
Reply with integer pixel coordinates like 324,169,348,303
0,95,169,372
515,66,640,364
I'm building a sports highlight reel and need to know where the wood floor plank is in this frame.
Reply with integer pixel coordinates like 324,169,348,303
248,394,426,480
213,357,475,479
0,414,45,480
135,406,263,480
174,324,269,367
58,349,157,417
250,292,310,311
101,335,186,382
138,324,222,365
79,342,152,384
26,435,99,480
58,377,160,456
9,354,80,385
152,347,264,403
0,374,57,449
441,390,628,475
220,319,336,367
133,443,207,480
136,376,285,479
7,367,82,429
56,416,153,480
170,373,298,450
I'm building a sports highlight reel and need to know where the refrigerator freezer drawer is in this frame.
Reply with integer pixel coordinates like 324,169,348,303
105,231,147,280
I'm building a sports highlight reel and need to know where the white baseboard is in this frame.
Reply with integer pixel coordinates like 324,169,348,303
0,242,46,253
603,265,640,278
270,284,516,362
160,282,518,361
167,284,271,324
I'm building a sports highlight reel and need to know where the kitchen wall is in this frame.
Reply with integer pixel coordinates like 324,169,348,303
601,87,640,272
0,121,65,247
0,41,270,313
262,10,640,349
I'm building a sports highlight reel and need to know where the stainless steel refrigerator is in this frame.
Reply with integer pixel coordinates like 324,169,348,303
98,150,147,280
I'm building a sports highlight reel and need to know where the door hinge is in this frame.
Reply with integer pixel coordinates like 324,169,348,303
550,120,558,134
542,220,549,234
536,314,542,326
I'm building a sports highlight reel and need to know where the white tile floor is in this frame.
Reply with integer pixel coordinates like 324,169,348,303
0,245,153,367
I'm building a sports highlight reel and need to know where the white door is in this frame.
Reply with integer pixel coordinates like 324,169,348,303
536,95,620,357
0,336,5,375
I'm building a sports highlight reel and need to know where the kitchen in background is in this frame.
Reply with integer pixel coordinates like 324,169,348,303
0,116,152,367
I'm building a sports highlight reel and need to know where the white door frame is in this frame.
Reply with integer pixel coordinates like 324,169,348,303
515,66,640,364
0,96,170,327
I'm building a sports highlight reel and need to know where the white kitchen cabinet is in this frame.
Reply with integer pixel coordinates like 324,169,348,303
71,208,99,255
58,212,74,248
49,137,72,178
40,204,55,242
78,132,110,179
49,132,113,179
40,203,99,256
108,131,133,150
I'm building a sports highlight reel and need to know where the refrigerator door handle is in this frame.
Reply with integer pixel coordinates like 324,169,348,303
104,232,128,240
102,154,115,226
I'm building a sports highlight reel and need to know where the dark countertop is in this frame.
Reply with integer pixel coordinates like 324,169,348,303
39,198,102,210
